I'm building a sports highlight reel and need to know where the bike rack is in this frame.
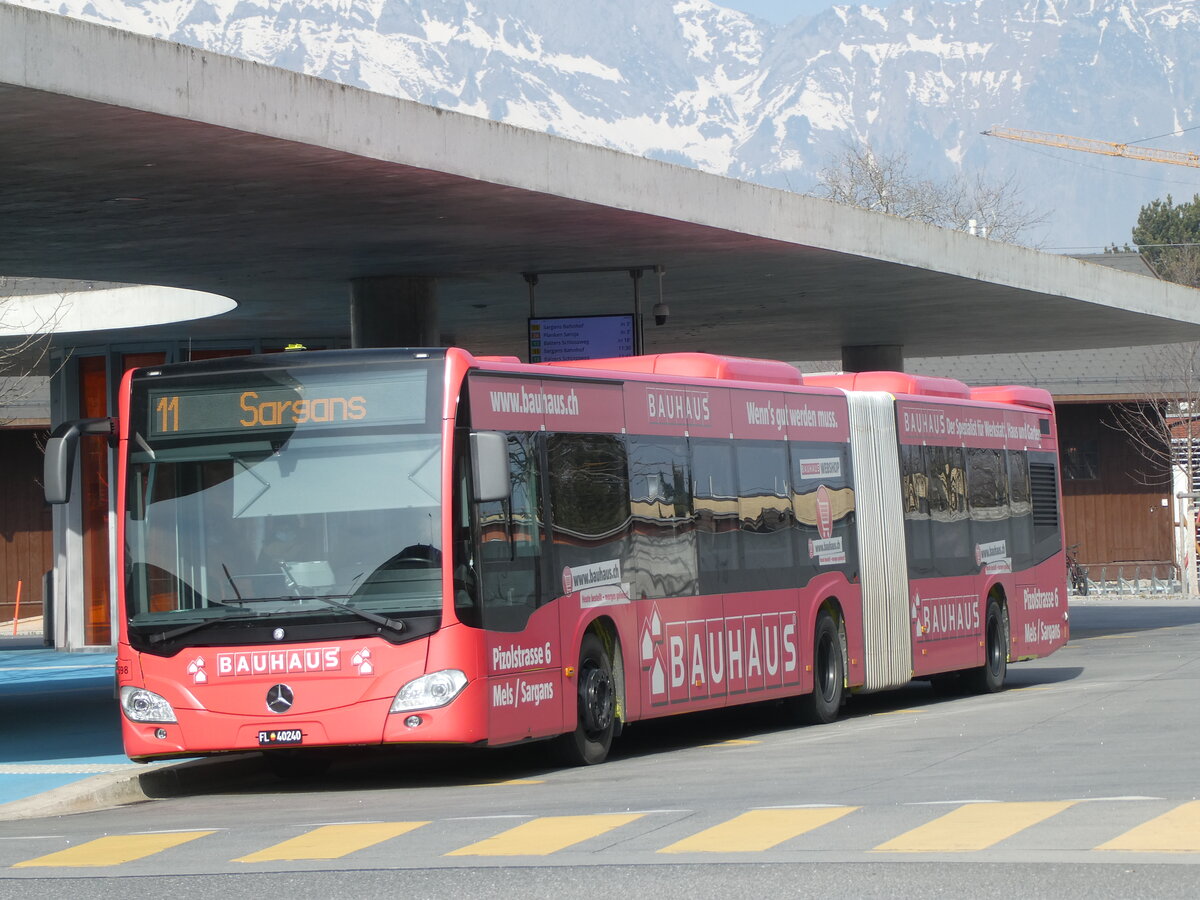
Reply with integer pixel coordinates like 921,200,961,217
1082,563,1182,596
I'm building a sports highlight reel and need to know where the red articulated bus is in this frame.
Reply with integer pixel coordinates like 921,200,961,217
45,348,1069,768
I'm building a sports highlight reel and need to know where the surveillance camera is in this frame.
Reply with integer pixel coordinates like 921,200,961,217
653,302,669,326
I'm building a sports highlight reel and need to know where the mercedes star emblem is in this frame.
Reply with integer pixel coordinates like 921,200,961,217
266,684,294,713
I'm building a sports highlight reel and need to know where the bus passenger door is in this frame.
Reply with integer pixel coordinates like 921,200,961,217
476,432,563,744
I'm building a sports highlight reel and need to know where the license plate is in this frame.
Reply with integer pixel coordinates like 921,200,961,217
258,729,303,746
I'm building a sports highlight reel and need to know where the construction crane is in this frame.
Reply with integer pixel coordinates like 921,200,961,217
983,126,1200,169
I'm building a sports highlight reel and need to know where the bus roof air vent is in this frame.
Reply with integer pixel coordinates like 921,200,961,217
542,353,803,386
970,385,1055,411
804,372,970,398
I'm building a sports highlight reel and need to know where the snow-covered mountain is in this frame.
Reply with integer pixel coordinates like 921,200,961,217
10,0,1199,248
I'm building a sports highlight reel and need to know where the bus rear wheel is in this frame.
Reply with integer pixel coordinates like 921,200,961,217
967,599,1007,693
553,633,616,766
796,611,844,725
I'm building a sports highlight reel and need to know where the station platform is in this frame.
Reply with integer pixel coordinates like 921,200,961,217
0,641,134,811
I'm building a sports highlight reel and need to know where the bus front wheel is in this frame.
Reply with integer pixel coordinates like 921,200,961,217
553,633,616,766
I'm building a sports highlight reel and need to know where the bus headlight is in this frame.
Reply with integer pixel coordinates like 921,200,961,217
120,686,178,723
390,669,468,713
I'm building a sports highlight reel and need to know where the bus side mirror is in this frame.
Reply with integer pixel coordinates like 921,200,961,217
470,431,510,503
44,418,115,505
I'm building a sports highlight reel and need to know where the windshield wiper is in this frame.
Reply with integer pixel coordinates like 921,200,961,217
145,611,265,645
221,590,405,635
143,595,404,645
298,594,406,635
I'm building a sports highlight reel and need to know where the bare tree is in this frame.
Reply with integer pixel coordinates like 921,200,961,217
813,143,947,222
0,276,66,425
1106,343,1200,481
812,142,1049,246
1143,246,1200,288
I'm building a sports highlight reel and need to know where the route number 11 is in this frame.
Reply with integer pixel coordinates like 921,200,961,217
156,395,180,433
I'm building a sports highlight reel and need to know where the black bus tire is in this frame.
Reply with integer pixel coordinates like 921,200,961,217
968,600,1007,693
553,633,616,766
797,611,844,725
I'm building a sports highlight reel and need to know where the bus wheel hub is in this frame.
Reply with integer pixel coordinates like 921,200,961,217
580,667,613,734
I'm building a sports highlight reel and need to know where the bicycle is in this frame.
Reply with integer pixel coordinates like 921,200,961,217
1066,543,1089,596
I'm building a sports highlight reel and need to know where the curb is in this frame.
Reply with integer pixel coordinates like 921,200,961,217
0,753,265,822
1069,594,1198,606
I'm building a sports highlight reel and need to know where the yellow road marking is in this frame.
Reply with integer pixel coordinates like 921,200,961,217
463,778,544,787
446,813,642,856
13,831,214,868
659,807,857,853
235,822,428,862
1096,801,1200,852
874,801,1075,852
701,739,762,747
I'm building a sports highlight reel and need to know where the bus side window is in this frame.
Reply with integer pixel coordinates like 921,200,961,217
547,432,630,594
692,439,737,593
1007,449,1034,571
735,441,794,590
791,440,858,583
926,445,971,577
627,436,697,599
966,447,1010,566
901,444,934,576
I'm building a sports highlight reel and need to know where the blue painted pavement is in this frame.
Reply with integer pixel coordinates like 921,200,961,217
0,644,135,807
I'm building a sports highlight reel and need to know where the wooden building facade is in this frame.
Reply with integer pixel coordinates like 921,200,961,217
1057,401,1173,569
0,429,52,628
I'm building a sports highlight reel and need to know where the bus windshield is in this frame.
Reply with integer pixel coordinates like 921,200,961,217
123,359,445,650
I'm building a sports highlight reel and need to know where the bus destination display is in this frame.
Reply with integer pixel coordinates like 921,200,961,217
147,375,426,437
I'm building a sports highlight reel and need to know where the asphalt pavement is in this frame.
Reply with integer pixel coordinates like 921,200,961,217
0,594,1195,822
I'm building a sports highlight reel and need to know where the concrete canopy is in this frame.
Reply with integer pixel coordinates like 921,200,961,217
3,4,1200,363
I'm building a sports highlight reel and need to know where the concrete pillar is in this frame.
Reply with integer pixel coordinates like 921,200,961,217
349,276,439,348
841,344,904,373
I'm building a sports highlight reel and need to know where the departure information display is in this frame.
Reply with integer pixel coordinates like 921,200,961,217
528,315,635,362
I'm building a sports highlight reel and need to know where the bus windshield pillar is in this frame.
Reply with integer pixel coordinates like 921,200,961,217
350,276,439,348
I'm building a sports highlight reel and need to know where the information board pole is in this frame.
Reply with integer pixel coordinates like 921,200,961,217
525,272,538,318
630,268,644,356
522,265,656,362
